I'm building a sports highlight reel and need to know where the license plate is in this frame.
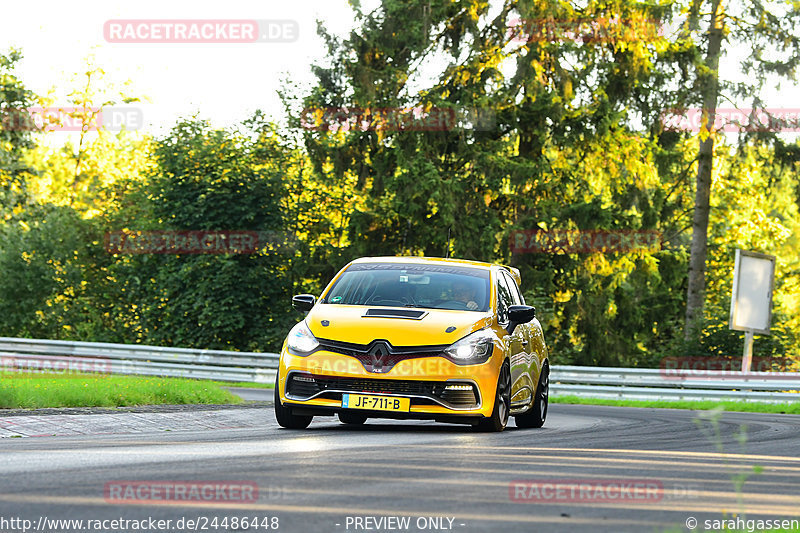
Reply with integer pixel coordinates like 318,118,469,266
341,393,410,412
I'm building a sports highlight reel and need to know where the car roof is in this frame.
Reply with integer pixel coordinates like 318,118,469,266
350,256,522,285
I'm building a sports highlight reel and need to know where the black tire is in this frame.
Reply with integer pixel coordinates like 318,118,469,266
475,363,510,432
274,375,313,429
338,412,367,425
515,364,548,428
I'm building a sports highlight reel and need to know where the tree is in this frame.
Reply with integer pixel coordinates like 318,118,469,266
105,118,297,350
295,0,695,365
0,48,37,218
679,0,800,339
0,204,104,339
677,141,800,360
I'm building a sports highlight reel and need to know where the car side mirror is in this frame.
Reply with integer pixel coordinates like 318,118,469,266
292,294,316,312
507,305,536,334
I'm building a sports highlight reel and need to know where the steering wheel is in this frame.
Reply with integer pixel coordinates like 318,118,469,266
368,295,417,307
434,300,470,310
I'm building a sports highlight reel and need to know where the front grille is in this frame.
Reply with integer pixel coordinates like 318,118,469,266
322,376,439,395
286,373,479,408
315,338,448,373
318,338,446,357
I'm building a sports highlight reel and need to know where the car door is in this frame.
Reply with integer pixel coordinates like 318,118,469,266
505,272,546,400
496,271,530,411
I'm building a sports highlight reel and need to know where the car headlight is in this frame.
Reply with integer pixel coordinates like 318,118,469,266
444,329,495,364
286,320,319,354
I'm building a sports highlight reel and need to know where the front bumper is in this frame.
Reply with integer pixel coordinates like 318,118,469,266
278,348,499,419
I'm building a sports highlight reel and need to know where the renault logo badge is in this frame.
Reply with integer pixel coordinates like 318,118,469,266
368,342,389,372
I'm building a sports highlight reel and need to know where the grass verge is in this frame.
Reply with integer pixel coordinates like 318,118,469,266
214,381,273,389
5,374,796,413
0,374,242,409
551,394,800,414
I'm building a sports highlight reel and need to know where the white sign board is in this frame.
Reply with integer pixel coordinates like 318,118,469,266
729,249,775,335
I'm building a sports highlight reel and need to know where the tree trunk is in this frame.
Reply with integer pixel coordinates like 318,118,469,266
684,0,725,340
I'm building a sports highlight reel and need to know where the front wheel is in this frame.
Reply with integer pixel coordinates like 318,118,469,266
515,365,548,428
274,374,313,429
474,364,510,432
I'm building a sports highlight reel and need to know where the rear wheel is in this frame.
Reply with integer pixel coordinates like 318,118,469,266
515,364,548,428
338,412,367,425
274,374,313,429
475,363,510,432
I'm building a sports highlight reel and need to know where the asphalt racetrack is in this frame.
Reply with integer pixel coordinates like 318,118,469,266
1,402,799,533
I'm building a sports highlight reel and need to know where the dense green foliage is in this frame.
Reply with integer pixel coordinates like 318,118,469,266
102,120,297,350
1,0,799,368
0,49,36,217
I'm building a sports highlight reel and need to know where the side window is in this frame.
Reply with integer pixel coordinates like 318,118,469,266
502,272,525,305
496,273,513,324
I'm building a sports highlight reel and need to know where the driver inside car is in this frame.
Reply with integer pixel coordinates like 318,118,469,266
451,280,479,310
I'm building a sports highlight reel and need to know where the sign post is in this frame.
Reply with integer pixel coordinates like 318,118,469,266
729,249,775,372
742,330,755,373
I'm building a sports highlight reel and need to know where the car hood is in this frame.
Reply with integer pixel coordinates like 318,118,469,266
305,304,493,346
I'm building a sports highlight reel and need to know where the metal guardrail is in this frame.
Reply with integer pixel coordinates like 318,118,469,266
0,337,279,384
1,337,798,402
551,365,800,403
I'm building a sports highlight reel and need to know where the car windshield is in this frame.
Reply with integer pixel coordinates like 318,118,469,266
323,263,491,311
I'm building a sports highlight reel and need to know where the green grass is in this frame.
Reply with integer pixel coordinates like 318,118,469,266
213,380,273,389
0,374,243,409
552,394,800,414
5,373,797,414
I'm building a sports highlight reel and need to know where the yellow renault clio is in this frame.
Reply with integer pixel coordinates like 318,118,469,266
274,257,549,431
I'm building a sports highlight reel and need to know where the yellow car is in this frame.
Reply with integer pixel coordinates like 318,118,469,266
274,256,549,431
